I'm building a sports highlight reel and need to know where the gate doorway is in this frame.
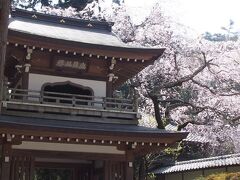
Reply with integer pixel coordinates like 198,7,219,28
34,163,96,180
35,168,73,180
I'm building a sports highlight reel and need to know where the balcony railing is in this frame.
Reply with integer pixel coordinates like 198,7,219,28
1,88,139,124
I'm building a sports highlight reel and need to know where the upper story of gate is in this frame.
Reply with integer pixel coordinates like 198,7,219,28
2,9,165,125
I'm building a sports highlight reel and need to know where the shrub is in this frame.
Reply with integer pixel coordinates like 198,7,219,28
195,172,240,180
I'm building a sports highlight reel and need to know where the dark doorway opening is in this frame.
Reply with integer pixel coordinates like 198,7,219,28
42,82,93,106
34,162,98,180
35,168,73,180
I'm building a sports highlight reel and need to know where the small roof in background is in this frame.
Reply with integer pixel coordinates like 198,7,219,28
184,133,210,143
165,124,210,143
153,153,240,174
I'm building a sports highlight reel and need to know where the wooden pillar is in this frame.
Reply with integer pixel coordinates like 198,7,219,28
22,71,29,89
22,48,33,90
29,156,35,180
133,88,139,112
104,161,110,180
1,142,12,180
106,81,113,97
0,0,10,113
125,150,134,180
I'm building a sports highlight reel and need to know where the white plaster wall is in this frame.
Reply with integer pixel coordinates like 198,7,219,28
28,73,106,97
13,141,125,155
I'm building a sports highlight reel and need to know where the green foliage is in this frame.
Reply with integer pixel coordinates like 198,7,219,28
115,81,133,99
164,142,183,160
195,172,240,180
194,176,205,180
178,142,209,161
179,88,192,102
203,32,238,42
147,173,156,180
177,86,198,103
203,20,239,42
162,117,169,127
112,0,124,5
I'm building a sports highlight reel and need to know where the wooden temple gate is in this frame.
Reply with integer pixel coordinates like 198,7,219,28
0,139,136,180
0,5,188,180
6,153,128,180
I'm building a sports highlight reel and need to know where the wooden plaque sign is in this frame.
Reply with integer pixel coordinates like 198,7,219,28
54,56,89,73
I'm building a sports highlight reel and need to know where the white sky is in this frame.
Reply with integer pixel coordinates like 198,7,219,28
50,0,240,34
124,0,240,34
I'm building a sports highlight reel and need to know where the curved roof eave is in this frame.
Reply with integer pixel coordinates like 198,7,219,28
8,17,165,60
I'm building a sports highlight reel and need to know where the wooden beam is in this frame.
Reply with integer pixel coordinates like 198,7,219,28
0,126,186,145
8,31,162,60
13,149,125,161
0,0,10,113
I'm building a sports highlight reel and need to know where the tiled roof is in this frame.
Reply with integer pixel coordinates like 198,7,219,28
153,153,240,174
165,124,178,131
9,17,126,48
184,133,210,143
8,8,166,62
0,115,188,137
165,124,210,143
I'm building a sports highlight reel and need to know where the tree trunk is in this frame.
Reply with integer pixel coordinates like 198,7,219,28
0,0,10,113
150,95,165,129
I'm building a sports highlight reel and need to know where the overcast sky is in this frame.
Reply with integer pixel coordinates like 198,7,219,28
124,0,240,34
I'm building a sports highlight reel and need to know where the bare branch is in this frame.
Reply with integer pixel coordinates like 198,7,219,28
159,97,231,122
173,52,180,76
192,79,216,94
192,79,240,96
162,52,212,89
160,99,205,117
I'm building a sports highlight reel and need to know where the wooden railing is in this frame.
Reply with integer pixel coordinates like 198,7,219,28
4,88,136,112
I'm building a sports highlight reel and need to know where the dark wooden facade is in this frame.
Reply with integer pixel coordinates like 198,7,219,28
0,9,188,180
0,0,10,114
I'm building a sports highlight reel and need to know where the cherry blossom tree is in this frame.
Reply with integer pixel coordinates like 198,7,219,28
125,4,240,158
111,4,240,178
